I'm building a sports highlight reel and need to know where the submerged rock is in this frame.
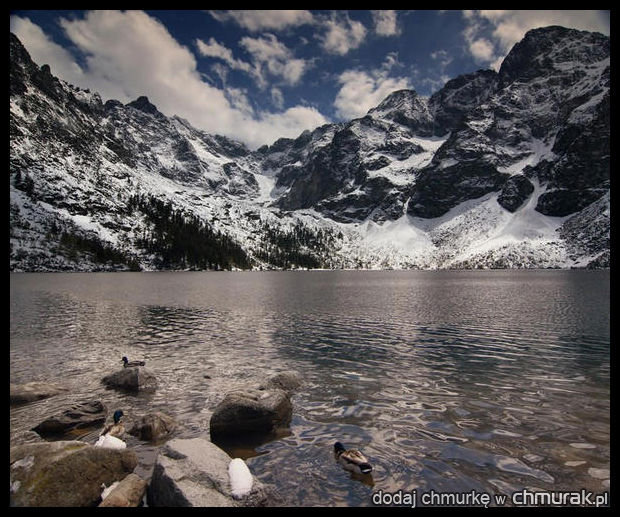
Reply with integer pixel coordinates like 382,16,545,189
147,437,279,507
32,400,107,437
10,440,137,507
209,388,292,443
99,473,147,507
128,411,177,442
10,381,68,406
258,371,303,395
102,367,157,392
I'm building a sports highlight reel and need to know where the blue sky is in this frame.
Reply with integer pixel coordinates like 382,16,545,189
10,10,610,149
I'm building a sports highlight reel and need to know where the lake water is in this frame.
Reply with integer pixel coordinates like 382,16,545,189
10,270,610,507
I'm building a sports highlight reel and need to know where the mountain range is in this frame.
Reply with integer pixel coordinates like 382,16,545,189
9,26,609,271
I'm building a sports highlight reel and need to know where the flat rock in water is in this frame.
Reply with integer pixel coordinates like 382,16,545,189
99,473,147,507
10,382,68,406
209,388,292,443
147,437,278,507
32,400,107,437
102,367,157,392
128,411,177,442
10,440,137,507
258,371,303,395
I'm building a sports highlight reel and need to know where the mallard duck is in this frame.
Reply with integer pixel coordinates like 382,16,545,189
95,410,126,449
334,442,373,475
122,356,145,368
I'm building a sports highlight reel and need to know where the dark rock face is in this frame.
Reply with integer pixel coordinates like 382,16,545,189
409,162,508,218
498,175,536,212
209,388,292,443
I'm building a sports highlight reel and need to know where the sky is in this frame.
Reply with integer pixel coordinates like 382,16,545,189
10,10,610,149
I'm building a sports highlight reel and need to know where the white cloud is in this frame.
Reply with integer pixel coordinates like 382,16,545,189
271,87,284,109
196,33,308,90
333,55,412,119
208,10,314,32
462,10,610,70
320,12,367,55
372,10,400,36
195,37,253,75
240,33,308,87
10,11,328,149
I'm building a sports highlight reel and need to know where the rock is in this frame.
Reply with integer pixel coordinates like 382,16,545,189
128,411,177,442
258,371,303,395
10,440,137,507
32,400,106,437
102,367,157,392
10,381,68,406
99,473,147,507
209,388,292,443
147,437,279,507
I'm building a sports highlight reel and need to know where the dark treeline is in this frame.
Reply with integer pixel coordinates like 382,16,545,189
254,221,337,269
128,193,253,270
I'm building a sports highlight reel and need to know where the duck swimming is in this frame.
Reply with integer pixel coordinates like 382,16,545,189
334,442,373,475
95,410,126,449
122,356,145,368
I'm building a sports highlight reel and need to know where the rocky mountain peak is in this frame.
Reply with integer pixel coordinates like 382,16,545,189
126,96,163,117
498,25,609,88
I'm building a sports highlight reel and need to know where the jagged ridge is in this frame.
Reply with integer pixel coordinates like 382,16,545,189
9,26,610,271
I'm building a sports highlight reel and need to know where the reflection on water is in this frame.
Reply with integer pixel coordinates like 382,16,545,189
10,270,609,506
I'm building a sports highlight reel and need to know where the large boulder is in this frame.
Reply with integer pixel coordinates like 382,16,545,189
147,437,278,507
102,367,157,392
32,400,107,437
128,411,177,442
10,382,68,406
10,440,137,507
99,473,147,507
209,388,292,443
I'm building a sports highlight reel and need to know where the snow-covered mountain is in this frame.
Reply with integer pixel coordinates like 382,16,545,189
10,26,609,271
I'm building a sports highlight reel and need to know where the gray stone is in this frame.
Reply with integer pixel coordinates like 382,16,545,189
10,381,68,406
10,440,137,507
102,367,157,392
99,473,147,507
209,388,292,442
259,371,303,395
147,437,278,507
32,400,106,437
128,411,177,442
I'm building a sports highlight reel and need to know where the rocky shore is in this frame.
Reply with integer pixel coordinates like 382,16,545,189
9,367,302,507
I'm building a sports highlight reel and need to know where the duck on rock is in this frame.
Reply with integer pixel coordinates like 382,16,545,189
122,356,145,368
95,410,126,450
334,442,372,475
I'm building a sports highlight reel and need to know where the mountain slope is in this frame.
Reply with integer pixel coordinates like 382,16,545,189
9,27,609,271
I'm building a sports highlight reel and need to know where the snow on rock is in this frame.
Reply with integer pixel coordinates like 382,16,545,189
9,27,609,272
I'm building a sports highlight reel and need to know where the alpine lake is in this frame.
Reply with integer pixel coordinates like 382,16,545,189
10,269,610,507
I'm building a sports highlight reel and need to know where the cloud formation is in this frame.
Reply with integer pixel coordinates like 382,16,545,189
208,10,314,32
334,53,411,119
320,12,367,55
10,10,328,149
372,10,400,36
